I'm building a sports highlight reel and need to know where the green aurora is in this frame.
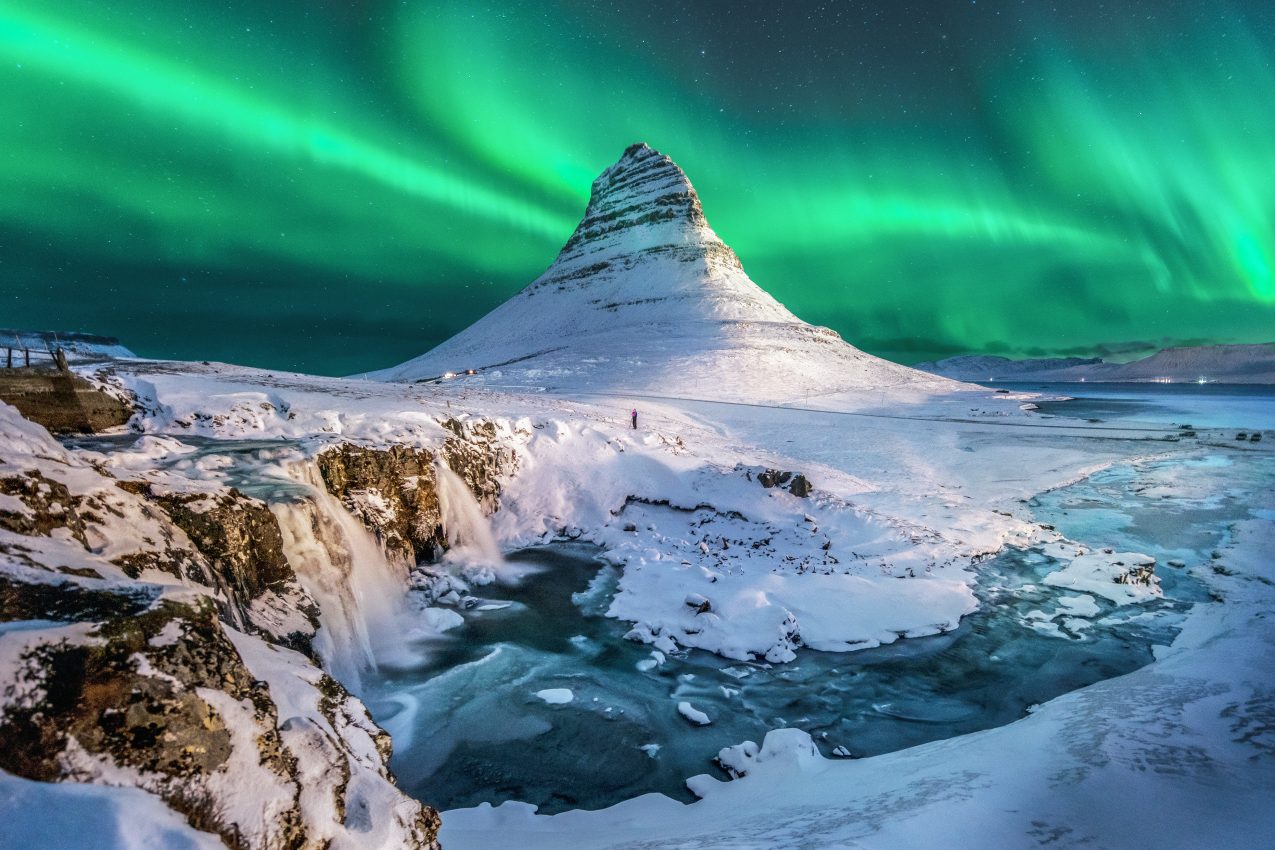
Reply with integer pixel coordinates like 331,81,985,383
2,0,1272,374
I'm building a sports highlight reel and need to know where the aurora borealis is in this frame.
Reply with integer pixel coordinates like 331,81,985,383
3,0,1273,375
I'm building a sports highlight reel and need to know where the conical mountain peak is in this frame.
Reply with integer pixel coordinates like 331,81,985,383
370,143,961,402
534,142,749,294
568,142,707,245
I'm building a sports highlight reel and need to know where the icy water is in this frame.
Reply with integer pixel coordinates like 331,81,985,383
1002,382,1275,430
364,450,1270,814
60,433,319,500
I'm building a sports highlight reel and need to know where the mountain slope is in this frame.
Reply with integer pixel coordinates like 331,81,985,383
369,143,966,404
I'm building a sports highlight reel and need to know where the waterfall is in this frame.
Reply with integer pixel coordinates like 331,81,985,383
262,456,505,691
434,460,505,582
270,462,408,692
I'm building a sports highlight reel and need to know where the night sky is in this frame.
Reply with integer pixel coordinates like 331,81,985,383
3,0,1273,375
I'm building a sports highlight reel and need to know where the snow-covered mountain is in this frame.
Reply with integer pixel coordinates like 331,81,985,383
370,143,964,403
916,343,1275,384
1,329,135,362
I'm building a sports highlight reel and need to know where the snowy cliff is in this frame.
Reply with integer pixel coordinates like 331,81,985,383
0,395,515,850
368,143,964,404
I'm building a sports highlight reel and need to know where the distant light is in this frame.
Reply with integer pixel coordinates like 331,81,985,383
443,371,456,379
1196,376,1208,384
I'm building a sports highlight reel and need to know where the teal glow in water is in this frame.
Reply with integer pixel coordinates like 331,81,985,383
364,447,1242,816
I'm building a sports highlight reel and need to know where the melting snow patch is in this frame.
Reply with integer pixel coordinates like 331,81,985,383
535,688,574,705
148,619,184,648
677,701,711,725
1056,594,1101,618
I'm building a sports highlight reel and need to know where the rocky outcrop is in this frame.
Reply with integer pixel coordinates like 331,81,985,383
104,480,322,654
317,444,444,564
0,574,156,622
317,417,515,563
0,405,519,848
0,368,133,433
0,469,90,544
439,418,514,513
788,474,813,498
153,490,293,600
756,468,813,498
0,596,301,848
0,588,440,849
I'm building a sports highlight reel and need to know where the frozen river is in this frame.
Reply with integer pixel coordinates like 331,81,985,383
364,384,1273,814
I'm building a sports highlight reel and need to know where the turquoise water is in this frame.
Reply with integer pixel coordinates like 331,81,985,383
364,451,1267,814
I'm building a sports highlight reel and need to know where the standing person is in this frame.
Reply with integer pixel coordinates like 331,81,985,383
631,408,638,430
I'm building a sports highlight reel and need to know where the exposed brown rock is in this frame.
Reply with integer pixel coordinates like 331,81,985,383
0,574,155,623
317,420,514,564
0,470,90,545
788,474,813,498
155,489,294,601
0,368,133,433
317,443,445,563
0,598,304,850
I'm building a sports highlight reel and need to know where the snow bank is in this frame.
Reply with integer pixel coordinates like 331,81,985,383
676,702,710,726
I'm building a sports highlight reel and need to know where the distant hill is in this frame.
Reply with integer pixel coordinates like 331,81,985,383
915,343,1275,384
1,329,136,363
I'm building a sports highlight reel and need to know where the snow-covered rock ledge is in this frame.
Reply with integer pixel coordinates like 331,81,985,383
0,399,518,848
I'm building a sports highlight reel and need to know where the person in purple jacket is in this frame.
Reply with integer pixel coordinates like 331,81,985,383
630,408,638,429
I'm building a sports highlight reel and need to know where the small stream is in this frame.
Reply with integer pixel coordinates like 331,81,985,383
364,449,1265,814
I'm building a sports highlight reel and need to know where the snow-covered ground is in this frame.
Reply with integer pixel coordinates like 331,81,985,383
3,354,1270,848
96,358,1199,668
